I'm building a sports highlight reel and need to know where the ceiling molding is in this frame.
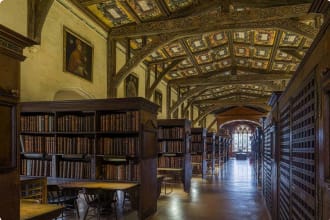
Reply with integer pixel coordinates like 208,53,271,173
110,4,312,38
169,73,292,86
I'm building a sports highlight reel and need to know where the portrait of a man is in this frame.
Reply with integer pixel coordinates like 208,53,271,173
64,27,93,81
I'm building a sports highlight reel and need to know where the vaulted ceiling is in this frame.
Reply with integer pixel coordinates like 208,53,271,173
75,0,322,125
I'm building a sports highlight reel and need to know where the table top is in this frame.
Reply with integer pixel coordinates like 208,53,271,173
20,200,63,220
157,168,183,171
57,181,139,191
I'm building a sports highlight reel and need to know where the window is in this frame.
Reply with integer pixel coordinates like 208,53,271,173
232,125,252,152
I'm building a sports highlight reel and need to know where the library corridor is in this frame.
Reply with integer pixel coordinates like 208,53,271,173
67,159,269,220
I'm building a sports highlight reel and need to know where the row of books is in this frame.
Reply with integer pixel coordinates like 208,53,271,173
55,137,93,154
191,135,203,142
191,155,203,163
21,135,52,153
206,137,214,143
57,115,95,132
158,141,185,153
97,137,139,156
206,145,214,152
158,157,183,168
191,143,204,153
21,115,55,132
158,127,185,139
206,154,214,159
100,111,139,132
58,161,91,179
20,159,52,176
102,164,141,181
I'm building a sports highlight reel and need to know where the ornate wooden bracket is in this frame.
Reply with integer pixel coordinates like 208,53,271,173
146,59,183,99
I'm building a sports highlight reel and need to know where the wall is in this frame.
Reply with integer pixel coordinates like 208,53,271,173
0,0,27,36
20,0,108,101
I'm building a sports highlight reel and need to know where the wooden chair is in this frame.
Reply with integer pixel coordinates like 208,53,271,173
83,188,117,220
47,184,79,219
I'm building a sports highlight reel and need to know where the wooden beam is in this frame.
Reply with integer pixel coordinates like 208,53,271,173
196,97,269,105
169,73,292,86
79,0,107,6
146,59,183,99
113,34,177,86
280,48,305,60
107,38,117,97
180,39,202,75
193,102,271,125
28,0,55,43
169,86,216,115
110,4,312,38
194,92,270,104
267,31,283,71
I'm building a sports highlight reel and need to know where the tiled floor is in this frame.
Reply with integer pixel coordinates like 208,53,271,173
64,158,270,220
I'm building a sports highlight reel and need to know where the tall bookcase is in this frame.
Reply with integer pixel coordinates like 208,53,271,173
206,132,215,175
214,135,221,174
157,119,192,193
19,97,159,219
190,128,206,178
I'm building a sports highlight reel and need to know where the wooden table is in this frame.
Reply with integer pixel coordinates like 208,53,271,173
20,200,63,220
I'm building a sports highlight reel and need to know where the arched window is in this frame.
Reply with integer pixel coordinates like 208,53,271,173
233,125,252,152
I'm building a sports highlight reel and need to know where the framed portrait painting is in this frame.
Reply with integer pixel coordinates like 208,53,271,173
154,90,162,113
63,27,93,81
125,74,138,97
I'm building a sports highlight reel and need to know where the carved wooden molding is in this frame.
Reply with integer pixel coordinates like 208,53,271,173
194,96,269,105
0,25,35,61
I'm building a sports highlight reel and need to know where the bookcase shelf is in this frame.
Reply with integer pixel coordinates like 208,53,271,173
206,132,215,176
157,119,192,193
191,128,207,178
19,97,158,219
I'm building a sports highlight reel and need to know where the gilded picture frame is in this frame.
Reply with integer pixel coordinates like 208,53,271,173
63,27,93,81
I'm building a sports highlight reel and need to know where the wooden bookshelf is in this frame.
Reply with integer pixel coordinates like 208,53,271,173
19,97,158,219
191,128,207,178
206,132,215,176
157,119,192,193
214,135,221,175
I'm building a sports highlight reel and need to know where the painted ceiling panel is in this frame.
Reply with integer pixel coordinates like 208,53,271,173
126,0,163,21
251,60,268,69
236,58,251,67
207,32,228,47
254,30,276,46
164,42,186,57
234,45,251,57
201,64,217,73
186,36,208,53
280,32,303,47
178,58,193,69
88,1,134,27
275,50,293,61
145,49,167,61
195,51,213,65
254,47,271,59
216,59,232,69
164,0,194,12
272,62,290,71
233,31,251,44
213,46,230,60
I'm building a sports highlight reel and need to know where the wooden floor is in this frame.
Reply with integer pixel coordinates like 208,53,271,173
64,159,270,220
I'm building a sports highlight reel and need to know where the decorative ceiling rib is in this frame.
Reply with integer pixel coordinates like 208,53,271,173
74,0,322,123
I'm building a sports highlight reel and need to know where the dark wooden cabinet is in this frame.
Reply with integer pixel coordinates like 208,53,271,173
157,119,192,193
19,97,159,219
0,25,34,220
